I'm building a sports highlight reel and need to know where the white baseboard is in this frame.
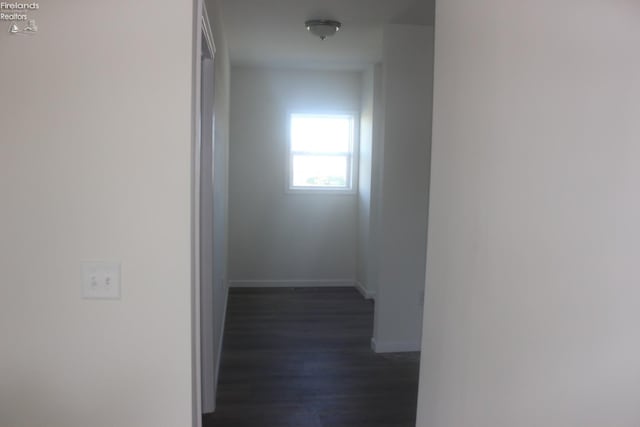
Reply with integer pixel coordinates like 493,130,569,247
228,279,356,288
355,281,376,300
371,337,421,353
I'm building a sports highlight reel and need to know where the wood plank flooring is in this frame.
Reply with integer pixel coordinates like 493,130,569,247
203,287,420,427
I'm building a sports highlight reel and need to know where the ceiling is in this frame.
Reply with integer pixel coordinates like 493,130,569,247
218,0,434,70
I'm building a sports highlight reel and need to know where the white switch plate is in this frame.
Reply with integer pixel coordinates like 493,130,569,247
82,262,121,300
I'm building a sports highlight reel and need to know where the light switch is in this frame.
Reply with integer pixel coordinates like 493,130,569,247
82,262,121,300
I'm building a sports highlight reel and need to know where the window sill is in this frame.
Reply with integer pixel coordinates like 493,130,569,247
286,187,357,196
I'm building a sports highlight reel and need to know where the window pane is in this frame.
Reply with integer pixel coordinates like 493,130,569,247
292,155,348,188
291,115,352,153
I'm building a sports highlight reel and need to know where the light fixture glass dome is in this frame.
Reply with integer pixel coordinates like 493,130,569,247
305,19,341,40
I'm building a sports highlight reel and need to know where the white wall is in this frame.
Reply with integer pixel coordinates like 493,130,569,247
228,67,361,285
356,67,374,297
372,25,434,353
201,0,231,414
418,1,640,425
0,1,195,427
367,63,385,298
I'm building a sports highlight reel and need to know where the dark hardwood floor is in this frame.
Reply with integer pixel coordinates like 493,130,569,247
203,287,420,427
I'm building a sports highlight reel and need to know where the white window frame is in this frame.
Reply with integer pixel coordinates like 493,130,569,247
287,112,359,194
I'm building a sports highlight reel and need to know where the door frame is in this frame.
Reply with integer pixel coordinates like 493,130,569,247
199,0,218,414
191,1,216,426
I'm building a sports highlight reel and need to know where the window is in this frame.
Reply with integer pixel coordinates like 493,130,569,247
288,113,357,192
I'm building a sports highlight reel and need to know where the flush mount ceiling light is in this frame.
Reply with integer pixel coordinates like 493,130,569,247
305,19,341,40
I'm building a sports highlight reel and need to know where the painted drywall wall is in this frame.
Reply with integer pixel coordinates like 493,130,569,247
418,1,640,425
372,25,434,352
0,1,195,427
356,67,374,297
367,63,385,299
228,67,361,285
201,0,231,414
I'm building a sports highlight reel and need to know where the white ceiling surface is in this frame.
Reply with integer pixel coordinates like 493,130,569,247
219,0,434,69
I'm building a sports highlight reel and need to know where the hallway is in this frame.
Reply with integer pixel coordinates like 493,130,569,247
204,287,420,427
